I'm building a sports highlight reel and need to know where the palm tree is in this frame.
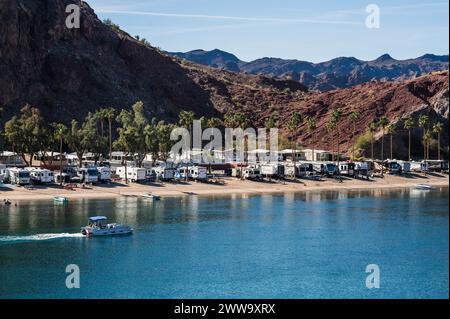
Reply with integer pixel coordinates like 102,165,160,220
403,117,415,161
206,117,222,171
178,111,195,180
331,108,343,173
378,116,389,176
387,124,395,160
350,111,361,161
265,115,278,162
306,117,317,161
326,120,337,161
104,107,117,161
369,122,378,160
423,130,433,161
433,122,444,160
53,123,68,186
287,112,303,169
418,115,429,160
235,113,250,179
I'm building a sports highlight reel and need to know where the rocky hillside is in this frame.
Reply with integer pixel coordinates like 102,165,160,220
0,0,448,159
171,49,449,92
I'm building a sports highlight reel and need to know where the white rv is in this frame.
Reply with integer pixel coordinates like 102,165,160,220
338,163,355,176
243,166,261,180
398,161,411,174
152,166,175,181
116,167,147,182
77,167,99,184
188,166,207,181
7,168,31,185
97,166,112,182
0,164,7,183
26,168,54,184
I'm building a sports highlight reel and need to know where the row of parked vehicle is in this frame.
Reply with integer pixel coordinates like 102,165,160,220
228,159,449,181
0,163,210,186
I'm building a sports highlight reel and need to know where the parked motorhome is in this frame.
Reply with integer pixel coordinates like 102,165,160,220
398,161,411,174
283,163,297,178
77,167,99,184
153,166,176,181
188,166,207,181
354,162,370,179
338,162,355,176
0,164,7,183
54,172,71,184
313,162,337,176
97,166,112,182
116,167,147,182
386,161,402,175
243,166,261,180
26,168,54,184
7,168,31,185
297,163,315,178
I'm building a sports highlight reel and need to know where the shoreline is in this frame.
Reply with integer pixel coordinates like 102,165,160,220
1,173,448,202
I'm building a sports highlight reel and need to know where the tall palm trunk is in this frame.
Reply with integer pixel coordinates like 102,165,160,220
390,134,393,159
438,133,441,161
408,129,411,161
108,118,113,161
59,135,64,186
381,132,385,176
423,128,426,160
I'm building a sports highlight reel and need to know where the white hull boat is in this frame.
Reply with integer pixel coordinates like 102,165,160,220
142,193,161,200
81,216,133,237
414,184,434,190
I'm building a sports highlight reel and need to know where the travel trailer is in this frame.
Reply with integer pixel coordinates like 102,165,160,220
97,166,112,182
26,168,54,184
116,167,147,183
283,163,298,178
77,167,99,184
338,162,355,176
427,160,449,172
260,164,284,178
411,161,429,173
7,168,31,185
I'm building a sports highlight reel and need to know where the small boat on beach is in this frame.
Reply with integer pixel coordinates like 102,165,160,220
81,216,133,237
54,196,69,203
414,184,434,190
142,193,161,200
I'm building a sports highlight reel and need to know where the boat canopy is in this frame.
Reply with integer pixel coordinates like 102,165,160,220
89,216,108,222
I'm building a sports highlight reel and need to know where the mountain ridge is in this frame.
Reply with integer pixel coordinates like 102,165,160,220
170,49,449,91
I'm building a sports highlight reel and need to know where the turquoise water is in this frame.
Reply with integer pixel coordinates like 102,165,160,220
0,188,448,299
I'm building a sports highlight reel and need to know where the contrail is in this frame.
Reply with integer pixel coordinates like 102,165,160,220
95,9,362,25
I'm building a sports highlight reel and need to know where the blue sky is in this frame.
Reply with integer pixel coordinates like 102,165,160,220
88,0,449,63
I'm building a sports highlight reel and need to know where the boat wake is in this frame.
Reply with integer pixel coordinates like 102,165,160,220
0,233,84,243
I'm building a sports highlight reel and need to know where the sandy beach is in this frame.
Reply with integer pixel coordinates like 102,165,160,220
1,173,448,202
